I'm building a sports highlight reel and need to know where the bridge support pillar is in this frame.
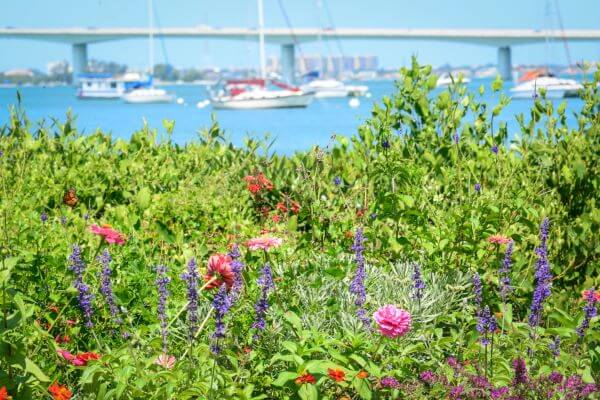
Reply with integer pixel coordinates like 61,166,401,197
72,43,88,85
497,46,512,81
281,43,295,84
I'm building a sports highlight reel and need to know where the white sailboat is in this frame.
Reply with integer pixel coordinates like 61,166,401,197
209,0,313,109
123,0,173,104
436,72,471,88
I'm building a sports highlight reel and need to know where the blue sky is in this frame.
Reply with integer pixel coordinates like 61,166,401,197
0,0,598,72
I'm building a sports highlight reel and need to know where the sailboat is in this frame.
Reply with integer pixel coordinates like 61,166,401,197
123,0,173,104
510,0,581,99
209,0,313,109
298,1,368,98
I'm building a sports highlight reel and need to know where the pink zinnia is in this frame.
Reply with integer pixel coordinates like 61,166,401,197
57,349,100,366
90,224,126,245
245,236,282,251
373,305,411,338
487,235,512,245
155,353,176,369
204,254,235,290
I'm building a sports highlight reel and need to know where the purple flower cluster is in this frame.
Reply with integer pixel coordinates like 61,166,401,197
499,241,513,304
576,288,597,338
334,176,342,186
529,218,552,329
155,264,171,354
453,133,460,144
349,227,370,327
380,376,400,389
549,335,561,357
180,258,199,340
228,244,245,299
491,145,499,154
472,273,483,314
512,358,528,386
476,305,497,345
40,212,48,223
68,245,94,328
474,183,481,193
211,285,232,353
419,370,436,385
252,264,275,339
411,262,426,302
98,249,121,324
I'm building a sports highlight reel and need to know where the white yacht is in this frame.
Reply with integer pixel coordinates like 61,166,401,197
300,78,369,98
77,72,151,100
510,73,582,99
210,79,313,109
209,0,312,110
436,73,471,88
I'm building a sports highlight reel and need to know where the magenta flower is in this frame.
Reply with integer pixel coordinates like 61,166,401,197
373,305,411,338
245,236,282,251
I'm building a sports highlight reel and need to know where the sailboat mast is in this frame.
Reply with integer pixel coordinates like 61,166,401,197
148,0,154,76
257,0,266,79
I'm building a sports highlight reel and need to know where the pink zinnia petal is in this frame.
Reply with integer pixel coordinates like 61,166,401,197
373,305,412,338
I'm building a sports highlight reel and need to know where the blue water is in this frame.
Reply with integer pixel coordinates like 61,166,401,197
0,80,584,154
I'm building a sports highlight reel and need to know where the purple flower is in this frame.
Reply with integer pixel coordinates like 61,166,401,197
490,387,509,399
180,258,199,340
576,288,597,338
473,273,483,313
155,264,170,354
41,212,48,223
349,227,370,328
476,305,496,345
548,371,563,384
474,183,481,193
60,216,67,225
211,284,232,353
549,335,560,357
419,370,436,384
529,218,552,328
470,375,491,389
370,213,377,220
83,213,90,221
252,264,274,339
380,376,400,389
98,249,121,324
381,139,390,148
449,385,464,399
491,145,499,154
228,244,245,300
411,263,426,302
334,176,342,186
453,133,460,144
512,358,528,386
68,245,94,328
499,241,513,304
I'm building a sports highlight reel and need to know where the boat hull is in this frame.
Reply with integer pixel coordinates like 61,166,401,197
122,90,174,104
210,93,313,109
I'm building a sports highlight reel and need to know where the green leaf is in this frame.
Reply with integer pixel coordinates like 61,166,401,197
136,187,152,210
25,357,50,382
298,384,318,400
273,371,298,386
284,311,303,333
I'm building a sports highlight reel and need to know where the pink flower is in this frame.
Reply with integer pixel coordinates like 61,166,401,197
582,290,600,303
204,254,234,290
155,353,176,369
90,224,126,245
57,349,100,366
487,235,512,245
373,305,411,338
245,236,282,251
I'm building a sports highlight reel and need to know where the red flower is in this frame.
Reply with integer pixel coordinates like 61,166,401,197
328,368,346,382
0,386,12,400
48,383,72,400
54,335,70,344
57,349,100,366
271,214,281,223
204,254,234,290
276,202,288,213
290,201,300,214
248,183,261,194
256,173,273,190
295,372,316,385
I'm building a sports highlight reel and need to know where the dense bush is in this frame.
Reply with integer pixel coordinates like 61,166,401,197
0,60,598,399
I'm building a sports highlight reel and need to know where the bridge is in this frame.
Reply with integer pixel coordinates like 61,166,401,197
2,27,600,83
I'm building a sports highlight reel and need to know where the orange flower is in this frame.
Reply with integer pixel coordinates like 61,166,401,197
48,383,72,400
256,173,273,190
0,386,12,400
276,202,288,213
487,235,512,245
344,231,354,239
290,201,300,214
204,254,235,290
356,371,369,379
328,368,346,382
295,372,316,385
271,214,281,223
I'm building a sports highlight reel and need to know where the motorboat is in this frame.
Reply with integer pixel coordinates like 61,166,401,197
122,87,174,103
436,73,471,88
210,79,313,109
77,72,151,99
510,71,582,99
300,78,369,98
